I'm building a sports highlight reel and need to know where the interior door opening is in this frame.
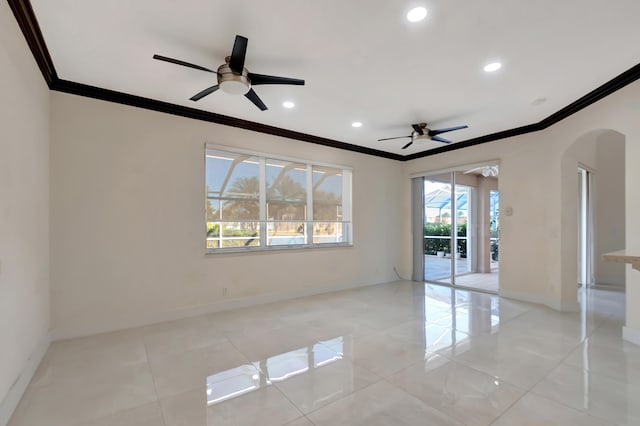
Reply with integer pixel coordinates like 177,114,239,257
578,167,594,287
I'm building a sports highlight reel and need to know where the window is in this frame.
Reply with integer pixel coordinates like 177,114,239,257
206,146,352,251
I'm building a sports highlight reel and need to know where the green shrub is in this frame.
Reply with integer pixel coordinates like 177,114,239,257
423,222,468,257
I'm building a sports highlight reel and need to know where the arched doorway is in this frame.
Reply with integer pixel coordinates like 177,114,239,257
560,129,625,307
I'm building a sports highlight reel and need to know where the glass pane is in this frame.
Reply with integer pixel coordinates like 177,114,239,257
221,222,260,248
206,222,220,249
312,166,343,221
454,184,472,275
266,160,307,221
490,190,500,265
206,151,260,222
268,222,306,246
313,222,345,244
424,175,453,283
206,151,261,248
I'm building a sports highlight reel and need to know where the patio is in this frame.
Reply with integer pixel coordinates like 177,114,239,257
424,255,499,293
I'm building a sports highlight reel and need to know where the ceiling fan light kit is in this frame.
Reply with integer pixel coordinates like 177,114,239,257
378,122,469,149
218,61,251,95
154,35,305,111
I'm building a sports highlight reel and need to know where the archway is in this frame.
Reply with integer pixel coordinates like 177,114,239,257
559,129,625,308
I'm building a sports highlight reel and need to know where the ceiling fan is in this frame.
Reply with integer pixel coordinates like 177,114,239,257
153,35,305,111
378,123,468,149
464,165,499,177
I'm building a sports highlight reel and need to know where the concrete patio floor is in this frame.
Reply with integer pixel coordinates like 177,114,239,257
424,255,499,293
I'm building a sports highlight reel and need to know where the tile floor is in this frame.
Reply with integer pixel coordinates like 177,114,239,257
8,281,635,425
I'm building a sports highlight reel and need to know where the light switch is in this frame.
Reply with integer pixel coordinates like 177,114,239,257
505,207,513,216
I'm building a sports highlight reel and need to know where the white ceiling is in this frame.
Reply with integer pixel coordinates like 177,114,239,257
30,0,640,156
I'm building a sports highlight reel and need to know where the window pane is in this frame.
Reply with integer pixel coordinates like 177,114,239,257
313,222,347,244
312,166,342,221
206,151,260,221
268,222,306,246
221,222,260,247
266,160,307,221
206,151,261,247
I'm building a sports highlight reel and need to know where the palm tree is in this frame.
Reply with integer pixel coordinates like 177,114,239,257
223,177,260,227
267,175,306,220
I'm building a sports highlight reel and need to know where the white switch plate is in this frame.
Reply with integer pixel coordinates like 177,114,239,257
505,207,513,216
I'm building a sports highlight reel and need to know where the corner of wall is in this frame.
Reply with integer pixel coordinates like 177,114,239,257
0,333,50,426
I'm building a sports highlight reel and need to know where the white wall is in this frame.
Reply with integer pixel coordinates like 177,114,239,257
0,0,51,420
594,133,625,286
626,120,640,338
401,79,640,314
50,92,404,338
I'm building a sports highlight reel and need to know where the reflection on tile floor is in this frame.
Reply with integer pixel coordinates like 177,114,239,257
8,281,631,425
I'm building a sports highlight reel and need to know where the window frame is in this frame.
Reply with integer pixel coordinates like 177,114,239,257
205,144,353,253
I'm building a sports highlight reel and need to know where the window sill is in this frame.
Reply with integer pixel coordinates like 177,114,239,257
206,242,353,255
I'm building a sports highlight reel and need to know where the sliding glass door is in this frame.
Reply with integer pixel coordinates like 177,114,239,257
423,172,480,288
424,174,454,283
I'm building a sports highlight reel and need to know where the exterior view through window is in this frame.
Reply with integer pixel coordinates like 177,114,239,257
205,147,352,251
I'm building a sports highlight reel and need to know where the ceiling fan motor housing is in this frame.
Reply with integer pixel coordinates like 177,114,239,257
217,63,251,95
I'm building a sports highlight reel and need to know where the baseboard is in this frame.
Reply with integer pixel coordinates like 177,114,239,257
589,283,625,292
548,299,580,312
623,326,640,347
51,276,399,340
0,332,50,426
499,289,547,306
498,289,579,312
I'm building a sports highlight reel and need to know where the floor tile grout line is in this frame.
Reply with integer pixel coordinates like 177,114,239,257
492,331,607,425
503,391,612,426
387,348,530,425
141,336,169,426
300,379,383,418
268,383,306,421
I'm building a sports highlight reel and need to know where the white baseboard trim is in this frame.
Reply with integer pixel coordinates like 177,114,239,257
0,332,50,426
499,289,546,305
52,276,400,340
623,326,640,347
547,299,580,312
498,289,579,312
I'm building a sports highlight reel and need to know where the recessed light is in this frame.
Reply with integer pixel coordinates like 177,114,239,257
352,122,363,128
282,101,295,109
484,62,502,72
407,7,428,22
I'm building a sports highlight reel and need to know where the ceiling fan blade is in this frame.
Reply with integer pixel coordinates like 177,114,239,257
411,124,425,135
153,54,217,73
463,167,485,174
245,88,268,111
429,125,468,136
377,135,412,142
248,73,305,86
190,85,219,101
229,35,248,73
401,141,414,150
431,135,452,144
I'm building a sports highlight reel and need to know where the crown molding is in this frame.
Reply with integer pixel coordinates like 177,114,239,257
404,61,640,161
8,0,640,162
50,79,405,160
7,0,57,87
